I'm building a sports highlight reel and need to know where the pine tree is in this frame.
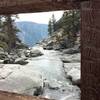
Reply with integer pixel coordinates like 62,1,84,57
64,10,80,46
51,14,56,32
0,16,9,51
48,14,56,36
3,14,20,53
55,10,80,47
0,16,2,29
48,19,52,35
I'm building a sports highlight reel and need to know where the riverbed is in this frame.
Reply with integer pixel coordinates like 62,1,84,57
0,46,80,100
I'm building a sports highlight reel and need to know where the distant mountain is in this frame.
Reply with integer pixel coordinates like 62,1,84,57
16,21,48,47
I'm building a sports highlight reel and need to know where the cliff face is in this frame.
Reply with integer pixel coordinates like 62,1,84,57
16,21,48,47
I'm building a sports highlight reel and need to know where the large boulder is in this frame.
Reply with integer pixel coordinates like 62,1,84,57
0,64,43,95
17,49,26,58
14,58,28,65
3,57,15,64
43,79,61,90
30,49,43,57
62,48,80,54
53,44,61,50
48,82,61,90
44,46,53,50
67,68,80,86
24,48,43,57
64,63,80,86
0,60,4,64
43,40,54,50
24,50,30,57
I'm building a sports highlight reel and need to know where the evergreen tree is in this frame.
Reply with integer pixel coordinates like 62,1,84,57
0,15,27,52
0,16,9,51
0,16,2,29
48,19,52,35
48,14,56,36
55,10,80,47
2,14,20,53
51,14,56,32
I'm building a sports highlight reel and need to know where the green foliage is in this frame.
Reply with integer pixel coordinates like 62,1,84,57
0,41,8,51
16,43,28,49
55,10,80,33
0,32,9,41
48,14,56,36
55,10,80,47
52,14,56,32
0,14,22,53
48,19,52,35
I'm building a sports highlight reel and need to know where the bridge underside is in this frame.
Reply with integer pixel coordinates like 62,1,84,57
0,0,80,14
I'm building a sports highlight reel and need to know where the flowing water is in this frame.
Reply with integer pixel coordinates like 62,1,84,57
27,46,80,100
0,46,80,100
27,47,67,84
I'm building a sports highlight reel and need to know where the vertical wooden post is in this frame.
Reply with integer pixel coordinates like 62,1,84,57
81,1,100,100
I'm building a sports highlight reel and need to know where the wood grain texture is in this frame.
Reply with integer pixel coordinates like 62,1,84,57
0,91,52,100
81,1,100,100
0,0,80,14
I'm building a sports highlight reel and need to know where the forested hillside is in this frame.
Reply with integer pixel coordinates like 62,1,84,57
0,15,48,53
44,10,80,50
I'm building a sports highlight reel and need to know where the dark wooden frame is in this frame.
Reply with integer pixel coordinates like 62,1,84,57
0,0,99,100
81,1,100,100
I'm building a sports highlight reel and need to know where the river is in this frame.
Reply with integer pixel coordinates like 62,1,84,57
0,46,80,100
27,46,80,100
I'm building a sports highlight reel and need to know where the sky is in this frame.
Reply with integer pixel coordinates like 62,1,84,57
16,11,64,24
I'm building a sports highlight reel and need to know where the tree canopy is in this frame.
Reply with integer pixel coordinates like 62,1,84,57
0,15,21,52
48,10,80,48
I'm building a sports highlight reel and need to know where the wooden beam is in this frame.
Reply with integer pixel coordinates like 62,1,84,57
0,0,80,14
81,0,100,100
0,91,52,100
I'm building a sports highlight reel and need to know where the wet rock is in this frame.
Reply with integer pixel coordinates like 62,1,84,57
3,57,15,64
42,85,80,100
62,48,80,54
24,50,30,57
0,47,4,51
0,48,81,99
24,49,43,57
17,49,26,58
67,68,80,86
72,79,80,87
59,93,80,100
64,63,80,87
34,86,44,96
53,44,61,50
44,46,53,50
48,82,61,90
43,40,54,50
14,58,28,65
30,49,43,57
47,41,54,46
0,50,8,60
61,53,80,63
0,60,4,64
0,64,43,95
